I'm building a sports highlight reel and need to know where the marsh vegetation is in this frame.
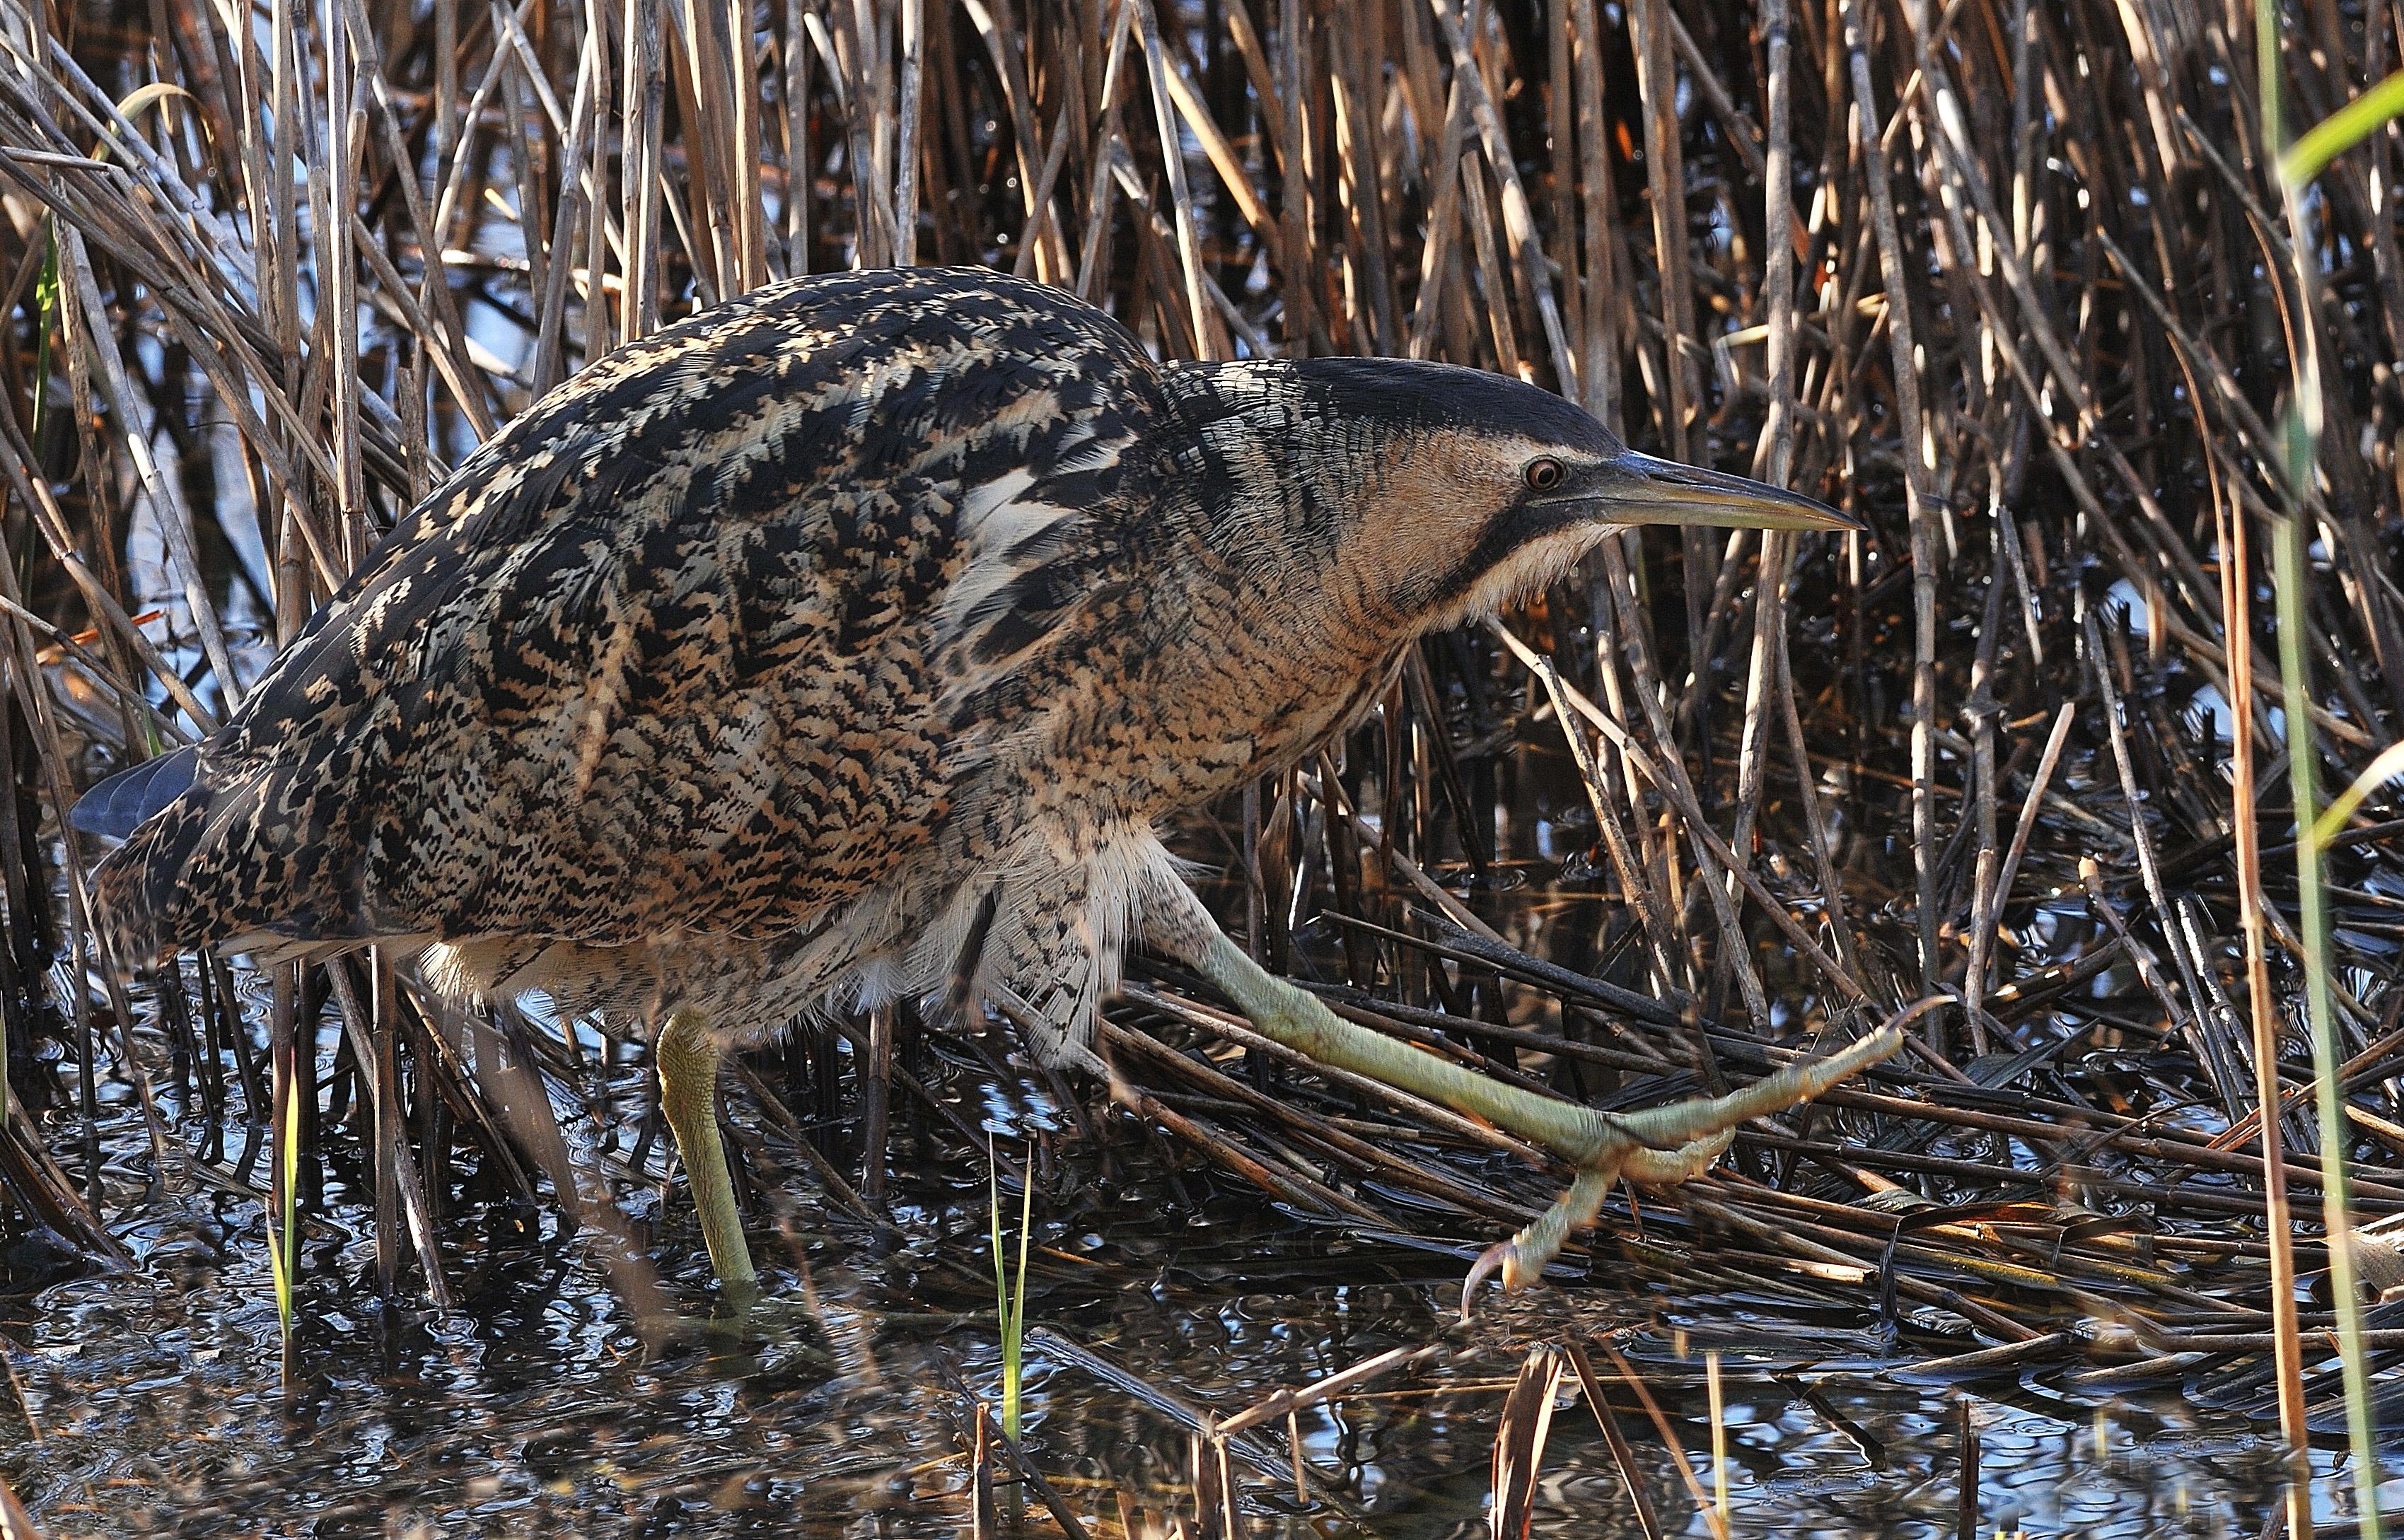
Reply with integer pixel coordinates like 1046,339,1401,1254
0,0,2401,1533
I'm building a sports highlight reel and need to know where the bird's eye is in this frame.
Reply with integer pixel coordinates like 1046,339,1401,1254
1524,457,1565,493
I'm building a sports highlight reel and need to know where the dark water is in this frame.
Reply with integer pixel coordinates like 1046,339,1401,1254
0,1193,2343,1537
1,993,2381,1539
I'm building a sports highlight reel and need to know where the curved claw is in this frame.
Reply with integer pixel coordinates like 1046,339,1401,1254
1460,1168,1615,1320
1461,1238,1514,1320
1459,1230,1544,1322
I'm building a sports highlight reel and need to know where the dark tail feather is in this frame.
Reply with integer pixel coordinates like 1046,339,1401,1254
69,747,199,839
75,747,214,964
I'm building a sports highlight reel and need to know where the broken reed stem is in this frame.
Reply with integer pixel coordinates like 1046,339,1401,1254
2219,332,2313,1515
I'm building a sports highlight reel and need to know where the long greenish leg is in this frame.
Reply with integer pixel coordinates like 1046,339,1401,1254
1189,928,1910,1299
656,1010,758,1291
1194,933,1630,1166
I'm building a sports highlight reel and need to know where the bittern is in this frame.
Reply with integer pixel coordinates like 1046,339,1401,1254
77,267,1897,1295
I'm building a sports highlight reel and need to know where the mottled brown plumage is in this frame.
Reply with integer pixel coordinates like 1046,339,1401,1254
81,266,1889,1293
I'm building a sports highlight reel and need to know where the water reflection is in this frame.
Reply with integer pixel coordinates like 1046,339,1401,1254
1,1141,2362,1536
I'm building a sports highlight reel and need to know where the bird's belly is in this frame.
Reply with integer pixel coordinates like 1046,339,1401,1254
417,813,1180,1067
419,908,902,1047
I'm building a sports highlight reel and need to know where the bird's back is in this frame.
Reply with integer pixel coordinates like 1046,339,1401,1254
86,267,1178,961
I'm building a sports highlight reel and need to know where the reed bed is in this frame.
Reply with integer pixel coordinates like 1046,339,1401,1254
0,0,2399,1529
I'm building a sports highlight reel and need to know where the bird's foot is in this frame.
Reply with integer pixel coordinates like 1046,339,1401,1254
1187,928,1917,1305
1462,1168,1613,1311
1458,1126,1745,1316
1456,1021,1910,1311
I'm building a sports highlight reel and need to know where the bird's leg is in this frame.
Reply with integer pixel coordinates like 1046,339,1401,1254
1181,927,1903,1296
656,1010,759,1292
1191,931,1627,1162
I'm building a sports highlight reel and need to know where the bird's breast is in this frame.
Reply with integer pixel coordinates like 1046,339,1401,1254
980,605,1402,837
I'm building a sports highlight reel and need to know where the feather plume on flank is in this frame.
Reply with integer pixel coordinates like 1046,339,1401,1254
907,828,1185,1069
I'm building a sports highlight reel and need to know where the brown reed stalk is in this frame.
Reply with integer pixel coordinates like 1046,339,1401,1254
0,11,2396,1522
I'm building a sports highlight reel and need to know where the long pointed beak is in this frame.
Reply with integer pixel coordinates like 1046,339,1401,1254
1569,449,1863,532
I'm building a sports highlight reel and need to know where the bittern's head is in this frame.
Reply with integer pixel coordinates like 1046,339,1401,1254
1177,356,1859,638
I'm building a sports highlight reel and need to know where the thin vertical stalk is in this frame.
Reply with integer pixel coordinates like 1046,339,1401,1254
2221,411,2313,1526
1842,0,1941,1007
1132,0,1214,356
1566,0,1618,425
1734,0,1801,889
1426,0,1572,392
322,0,361,555
2264,4,2387,1529
893,0,924,265
622,0,666,339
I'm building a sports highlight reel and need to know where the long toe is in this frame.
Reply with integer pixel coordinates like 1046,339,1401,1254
1463,1168,1615,1313
1603,1020,1905,1151
1618,1128,1737,1186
